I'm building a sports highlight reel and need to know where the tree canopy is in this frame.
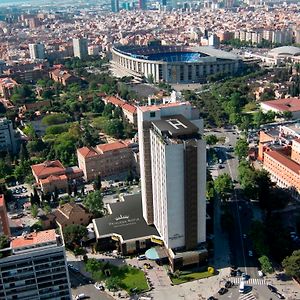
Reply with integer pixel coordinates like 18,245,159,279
282,250,300,279
63,224,88,249
83,190,104,217
234,139,249,160
214,173,233,201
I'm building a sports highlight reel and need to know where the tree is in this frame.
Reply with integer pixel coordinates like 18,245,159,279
249,221,270,257
42,113,71,126
93,175,102,190
63,224,88,248
83,190,103,217
258,255,273,274
30,204,39,218
282,250,300,279
205,134,218,146
106,277,122,291
234,139,249,160
214,173,233,201
0,235,9,249
19,143,29,162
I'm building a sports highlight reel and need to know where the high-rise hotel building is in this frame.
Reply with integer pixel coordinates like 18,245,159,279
137,102,206,258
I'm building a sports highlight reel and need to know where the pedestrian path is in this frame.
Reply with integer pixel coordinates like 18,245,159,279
230,277,266,285
239,292,257,300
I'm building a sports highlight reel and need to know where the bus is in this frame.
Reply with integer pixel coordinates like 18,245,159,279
239,281,245,293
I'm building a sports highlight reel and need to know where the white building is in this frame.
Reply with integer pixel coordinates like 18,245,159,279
0,230,71,300
29,43,45,60
0,117,19,154
137,102,206,252
73,38,88,59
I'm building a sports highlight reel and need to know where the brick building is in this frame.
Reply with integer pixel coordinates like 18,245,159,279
31,160,83,193
77,141,135,181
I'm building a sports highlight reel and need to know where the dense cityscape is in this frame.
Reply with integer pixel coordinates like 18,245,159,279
0,0,300,300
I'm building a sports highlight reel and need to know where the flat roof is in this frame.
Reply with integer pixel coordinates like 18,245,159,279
152,114,198,137
93,194,159,242
11,230,57,249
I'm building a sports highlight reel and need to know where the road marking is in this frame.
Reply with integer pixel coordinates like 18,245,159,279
230,277,266,285
239,291,257,300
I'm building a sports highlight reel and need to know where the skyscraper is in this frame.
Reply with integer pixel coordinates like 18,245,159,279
0,230,71,299
111,0,120,12
137,102,206,252
73,38,88,59
138,0,147,10
29,42,45,60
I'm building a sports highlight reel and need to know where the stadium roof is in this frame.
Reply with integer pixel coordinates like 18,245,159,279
268,46,300,57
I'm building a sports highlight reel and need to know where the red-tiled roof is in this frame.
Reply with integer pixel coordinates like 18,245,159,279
97,141,128,153
293,137,300,144
122,103,137,114
77,147,98,158
11,230,57,249
0,77,18,88
40,174,68,184
104,96,125,107
31,160,65,178
0,194,4,207
138,101,191,112
262,98,300,112
265,150,300,174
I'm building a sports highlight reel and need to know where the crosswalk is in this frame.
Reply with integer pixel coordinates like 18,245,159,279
229,277,266,285
239,292,257,300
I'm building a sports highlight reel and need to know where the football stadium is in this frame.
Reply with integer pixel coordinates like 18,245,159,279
111,44,242,84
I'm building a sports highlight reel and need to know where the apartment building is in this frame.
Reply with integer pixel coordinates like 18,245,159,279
73,38,88,59
0,230,71,300
77,141,134,181
0,117,20,154
0,194,10,236
0,77,18,100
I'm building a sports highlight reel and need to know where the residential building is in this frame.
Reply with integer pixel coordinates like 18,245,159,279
111,0,120,12
0,77,18,100
54,202,92,230
137,101,207,270
49,69,80,86
0,194,10,236
31,160,83,193
0,230,71,300
77,141,135,181
260,97,300,119
29,43,46,60
73,38,88,59
0,117,20,154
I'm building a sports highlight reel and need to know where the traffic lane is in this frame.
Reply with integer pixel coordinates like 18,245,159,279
72,284,113,300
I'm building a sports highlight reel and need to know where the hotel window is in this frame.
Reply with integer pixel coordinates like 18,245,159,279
150,112,156,118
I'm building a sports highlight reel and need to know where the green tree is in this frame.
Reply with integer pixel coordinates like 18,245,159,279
106,277,122,291
63,224,88,248
0,235,9,249
42,113,71,126
104,119,124,138
258,255,273,274
30,204,39,218
214,173,233,201
93,175,102,190
234,139,249,160
83,190,103,217
282,250,300,279
23,123,36,139
249,221,270,256
205,134,218,146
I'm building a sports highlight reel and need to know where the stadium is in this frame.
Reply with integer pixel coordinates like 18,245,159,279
111,44,242,84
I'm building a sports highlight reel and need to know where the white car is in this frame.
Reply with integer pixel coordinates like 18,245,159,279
258,270,264,277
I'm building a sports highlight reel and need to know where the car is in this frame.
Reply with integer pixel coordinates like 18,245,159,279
218,288,228,295
267,285,277,293
75,294,86,300
207,297,217,300
236,269,242,276
248,250,253,257
94,282,105,290
243,234,247,239
225,281,233,288
242,273,249,280
276,292,285,299
258,270,264,278
230,270,237,277
138,255,146,261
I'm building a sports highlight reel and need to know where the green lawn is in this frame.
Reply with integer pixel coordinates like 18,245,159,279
171,270,214,285
120,267,148,293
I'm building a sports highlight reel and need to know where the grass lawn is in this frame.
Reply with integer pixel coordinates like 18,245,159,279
120,267,148,293
171,270,214,285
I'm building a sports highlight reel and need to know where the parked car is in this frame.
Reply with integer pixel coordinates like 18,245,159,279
207,297,218,300
267,285,277,293
276,292,285,299
225,281,233,288
258,270,264,278
138,255,146,261
230,270,237,277
218,288,228,295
